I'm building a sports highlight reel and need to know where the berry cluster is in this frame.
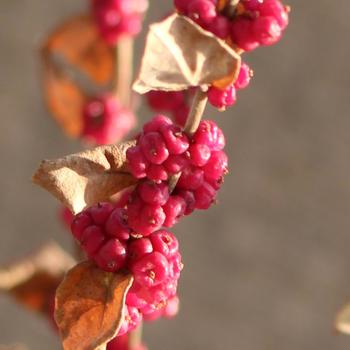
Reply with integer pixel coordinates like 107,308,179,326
174,0,289,50
71,202,182,336
82,94,136,145
107,334,148,350
91,0,148,45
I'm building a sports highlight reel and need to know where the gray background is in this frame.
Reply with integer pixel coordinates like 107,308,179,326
1,1,350,349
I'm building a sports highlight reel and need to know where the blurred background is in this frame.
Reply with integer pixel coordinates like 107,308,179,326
1,0,350,349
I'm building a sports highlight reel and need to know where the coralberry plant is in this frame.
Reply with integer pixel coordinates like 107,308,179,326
28,1,290,349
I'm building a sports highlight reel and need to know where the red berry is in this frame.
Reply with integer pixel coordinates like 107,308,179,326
137,181,169,206
230,17,259,52
140,132,169,165
94,238,127,272
146,164,169,182
159,124,189,155
188,0,217,26
105,208,131,240
164,154,189,174
71,212,93,240
189,143,211,167
131,252,169,287
175,190,196,215
235,62,253,90
143,115,172,133
172,104,189,127
203,150,228,181
208,84,237,110
146,91,185,112
162,196,186,227
150,230,179,259
193,120,225,151
90,202,114,225
252,16,282,46
206,15,230,39
128,238,153,263
259,0,289,30
163,296,180,319
177,166,204,190
194,181,217,209
80,225,106,256
126,146,149,179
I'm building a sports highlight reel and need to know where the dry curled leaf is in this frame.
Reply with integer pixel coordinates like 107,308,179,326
42,14,115,85
335,302,350,334
55,261,133,350
0,242,75,314
42,61,86,138
133,13,241,94
32,141,136,214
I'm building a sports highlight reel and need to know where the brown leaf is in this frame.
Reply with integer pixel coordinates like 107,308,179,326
55,261,133,350
133,13,241,94
42,14,115,85
335,302,350,334
0,242,75,314
42,60,86,138
32,141,137,214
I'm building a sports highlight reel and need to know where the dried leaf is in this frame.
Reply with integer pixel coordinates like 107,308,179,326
335,302,350,334
55,261,133,350
32,141,137,214
0,242,75,314
42,61,86,138
133,14,241,94
42,14,115,85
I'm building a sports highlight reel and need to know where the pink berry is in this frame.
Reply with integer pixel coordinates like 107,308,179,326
194,181,217,209
140,132,169,165
127,305,142,332
59,207,74,229
208,84,237,110
163,296,180,319
230,17,259,51
146,91,185,112
242,0,262,11
259,0,289,30
175,190,196,215
150,230,179,259
235,62,253,90
126,146,149,179
174,0,190,13
168,252,183,280
143,115,172,133
71,212,93,240
138,181,169,206
164,154,189,174
193,120,226,151
105,208,131,240
146,164,169,182
206,15,230,39
89,202,114,225
82,95,136,145
203,150,228,181
252,16,282,46
128,238,153,263
189,143,211,166
80,225,106,256
94,238,127,272
160,124,189,155
131,252,169,287
162,196,186,227
177,166,204,190
127,199,166,236
188,0,217,26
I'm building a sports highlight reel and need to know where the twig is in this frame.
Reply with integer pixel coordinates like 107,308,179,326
128,323,143,349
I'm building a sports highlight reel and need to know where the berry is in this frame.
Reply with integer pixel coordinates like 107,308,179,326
205,15,230,39
175,190,196,215
94,238,127,272
59,207,74,230
172,104,189,127
194,181,217,209
143,115,172,133
259,0,289,30
174,0,190,13
105,208,131,240
208,84,237,110
128,238,153,263
159,124,189,155
189,143,211,167
80,225,106,256
177,166,204,190
188,0,217,26
193,120,225,151
235,62,253,90
90,202,114,225
126,146,149,179
203,150,228,181
82,95,136,145
139,132,169,165
163,296,180,319
131,252,169,288
252,16,282,46
150,230,179,259
164,155,189,174
230,17,259,52
162,196,186,227
146,164,169,182
71,212,93,241
138,181,170,206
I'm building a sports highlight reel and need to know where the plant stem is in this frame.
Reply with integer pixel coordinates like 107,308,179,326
128,323,143,349
169,87,208,192
184,87,208,136
114,37,134,108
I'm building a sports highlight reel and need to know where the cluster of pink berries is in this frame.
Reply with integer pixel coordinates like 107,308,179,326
107,334,148,350
91,0,148,45
174,0,289,49
70,200,182,336
68,114,227,339
81,94,136,145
